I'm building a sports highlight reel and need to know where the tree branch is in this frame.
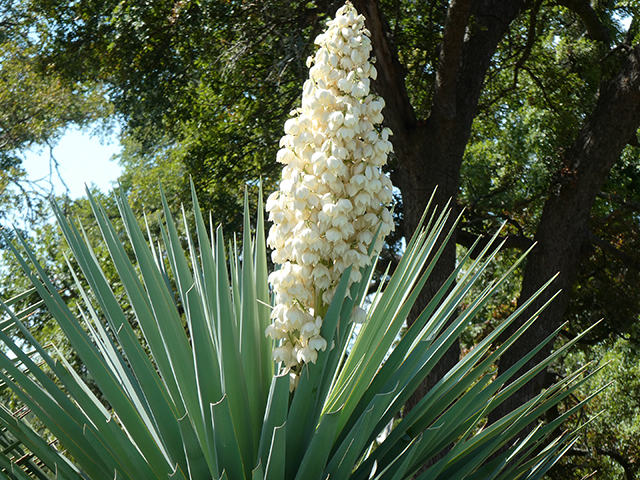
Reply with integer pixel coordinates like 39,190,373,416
587,232,640,269
596,448,636,480
521,65,560,112
432,0,475,121
513,0,543,88
352,0,417,132
556,0,611,45
597,191,640,213
456,229,534,257
492,41,640,426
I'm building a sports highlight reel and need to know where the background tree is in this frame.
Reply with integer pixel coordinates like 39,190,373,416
0,0,111,226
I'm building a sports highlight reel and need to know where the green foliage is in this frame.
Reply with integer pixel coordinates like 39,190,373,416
550,338,640,479
28,0,331,230
0,189,596,479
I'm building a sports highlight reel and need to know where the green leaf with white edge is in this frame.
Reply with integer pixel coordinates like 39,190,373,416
347,276,491,454
167,460,190,480
2,287,36,308
427,369,603,480
178,411,218,480
325,384,398,479
159,192,222,476
188,183,255,462
325,207,455,419
511,417,597,480
0,298,44,329
161,197,224,464
346,243,545,463
211,395,249,480
0,302,91,430
241,187,267,450
254,181,275,398
352,287,563,477
252,461,264,480
501,379,609,465
214,225,255,462
114,188,199,392
112,190,210,468
286,265,352,468
0,359,112,480
264,423,287,480
171,202,226,473
377,278,558,444
316,279,359,411
399,233,528,369
465,423,546,480
145,211,174,296
293,407,342,480
0,454,40,480
80,194,185,415
523,437,581,480
0,235,174,479
258,373,290,469
385,316,576,472
374,434,424,480
230,235,242,322
64,255,153,421
54,353,156,480
82,421,145,480
183,283,224,462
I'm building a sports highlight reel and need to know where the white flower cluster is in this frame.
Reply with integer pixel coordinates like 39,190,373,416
265,2,394,387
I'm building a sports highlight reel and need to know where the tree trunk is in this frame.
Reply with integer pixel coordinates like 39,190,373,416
354,0,527,415
489,43,640,425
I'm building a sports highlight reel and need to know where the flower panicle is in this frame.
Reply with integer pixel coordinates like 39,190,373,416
266,2,395,389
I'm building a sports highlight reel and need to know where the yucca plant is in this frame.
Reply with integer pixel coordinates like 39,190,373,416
0,3,600,479
0,183,599,480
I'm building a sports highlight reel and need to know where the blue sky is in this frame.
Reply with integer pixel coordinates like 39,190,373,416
22,127,123,199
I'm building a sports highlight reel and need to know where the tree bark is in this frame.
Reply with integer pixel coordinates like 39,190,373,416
490,43,640,425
